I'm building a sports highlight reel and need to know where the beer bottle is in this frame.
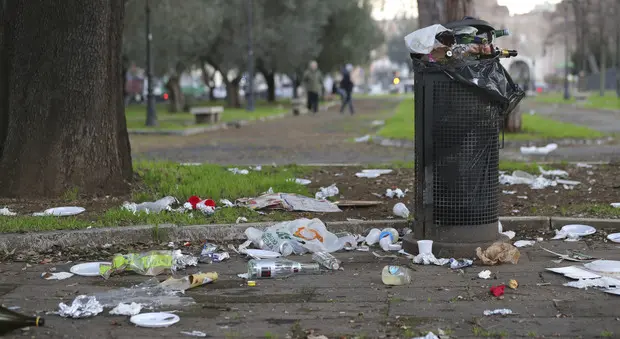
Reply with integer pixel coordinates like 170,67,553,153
0,306,44,335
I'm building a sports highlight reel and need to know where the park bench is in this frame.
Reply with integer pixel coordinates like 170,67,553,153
291,98,306,116
190,106,224,124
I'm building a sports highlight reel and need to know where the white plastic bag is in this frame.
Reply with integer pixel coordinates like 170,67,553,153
404,24,449,54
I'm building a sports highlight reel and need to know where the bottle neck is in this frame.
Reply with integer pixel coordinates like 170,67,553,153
299,263,320,271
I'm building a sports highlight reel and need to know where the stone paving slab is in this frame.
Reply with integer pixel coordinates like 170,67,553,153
2,243,620,338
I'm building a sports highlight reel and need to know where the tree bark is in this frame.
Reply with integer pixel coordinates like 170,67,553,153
264,71,275,103
0,0,132,198
417,0,446,28
166,75,184,113
223,77,242,108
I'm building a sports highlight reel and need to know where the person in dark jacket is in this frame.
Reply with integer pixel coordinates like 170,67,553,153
339,64,354,114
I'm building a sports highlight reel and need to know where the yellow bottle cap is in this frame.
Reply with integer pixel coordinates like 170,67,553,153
247,281,256,287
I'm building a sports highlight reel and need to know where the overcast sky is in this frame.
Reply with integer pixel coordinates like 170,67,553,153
372,0,562,20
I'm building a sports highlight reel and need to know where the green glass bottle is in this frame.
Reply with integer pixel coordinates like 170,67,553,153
493,29,510,38
0,306,44,335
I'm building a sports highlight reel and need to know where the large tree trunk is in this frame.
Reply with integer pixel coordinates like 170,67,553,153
417,0,475,28
166,75,184,113
0,0,132,198
224,77,242,108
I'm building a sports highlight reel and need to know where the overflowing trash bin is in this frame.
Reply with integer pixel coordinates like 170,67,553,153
401,17,525,256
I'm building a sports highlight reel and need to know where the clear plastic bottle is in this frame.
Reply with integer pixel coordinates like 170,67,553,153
247,259,320,279
312,252,342,270
381,265,413,285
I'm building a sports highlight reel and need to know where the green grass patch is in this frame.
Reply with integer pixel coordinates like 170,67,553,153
585,93,620,111
504,113,605,141
534,92,576,105
0,161,311,233
125,100,287,131
376,98,414,140
378,98,604,141
535,91,620,111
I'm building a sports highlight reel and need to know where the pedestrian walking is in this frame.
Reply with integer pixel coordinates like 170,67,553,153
339,64,355,114
303,61,323,114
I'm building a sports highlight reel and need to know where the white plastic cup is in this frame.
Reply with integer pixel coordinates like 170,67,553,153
417,240,433,255
393,203,410,218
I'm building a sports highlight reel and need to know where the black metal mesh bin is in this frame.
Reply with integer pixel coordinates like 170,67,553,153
409,20,525,246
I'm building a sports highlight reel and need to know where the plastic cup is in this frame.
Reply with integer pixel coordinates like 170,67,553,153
417,240,433,255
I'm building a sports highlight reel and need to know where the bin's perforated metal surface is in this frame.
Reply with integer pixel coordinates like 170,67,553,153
415,72,501,227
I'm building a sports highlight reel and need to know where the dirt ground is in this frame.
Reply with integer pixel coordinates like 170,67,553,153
2,163,618,228
297,163,620,221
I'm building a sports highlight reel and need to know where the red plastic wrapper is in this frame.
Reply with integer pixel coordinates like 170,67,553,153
490,285,505,297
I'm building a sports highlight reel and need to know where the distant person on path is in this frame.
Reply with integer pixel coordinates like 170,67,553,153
303,60,323,114
339,64,355,114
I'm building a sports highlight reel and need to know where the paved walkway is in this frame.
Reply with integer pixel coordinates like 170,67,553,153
132,98,620,165
2,241,620,338
134,98,414,165
522,100,620,133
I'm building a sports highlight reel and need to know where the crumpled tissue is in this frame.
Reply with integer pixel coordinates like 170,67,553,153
109,302,142,316
413,253,449,266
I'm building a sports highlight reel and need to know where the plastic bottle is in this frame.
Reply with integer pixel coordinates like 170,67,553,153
381,266,413,285
379,228,399,251
0,306,44,335
312,251,342,270
246,259,320,279
365,228,381,245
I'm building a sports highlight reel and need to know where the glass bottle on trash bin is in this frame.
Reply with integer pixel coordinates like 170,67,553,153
247,259,320,279
381,266,413,286
0,306,44,335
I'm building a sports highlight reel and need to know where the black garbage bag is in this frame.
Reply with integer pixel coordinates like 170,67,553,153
411,56,525,117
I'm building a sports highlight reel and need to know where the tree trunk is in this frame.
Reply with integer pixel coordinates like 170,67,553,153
445,0,474,22
166,75,183,113
265,71,276,103
0,0,132,198
504,106,522,133
417,0,446,28
224,78,242,108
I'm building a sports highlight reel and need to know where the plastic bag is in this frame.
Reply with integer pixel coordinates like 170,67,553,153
404,24,450,54
99,251,173,279
411,56,524,116
476,242,520,265
93,278,195,309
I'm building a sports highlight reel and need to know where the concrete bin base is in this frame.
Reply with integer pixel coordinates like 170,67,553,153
403,221,508,258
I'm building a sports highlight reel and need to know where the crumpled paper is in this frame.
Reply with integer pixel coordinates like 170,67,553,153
412,332,439,339
483,308,513,316
478,270,492,279
413,253,449,266
58,295,103,318
109,302,142,316
0,207,16,216
476,242,520,265
386,188,406,199
41,272,74,280
315,184,339,200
